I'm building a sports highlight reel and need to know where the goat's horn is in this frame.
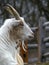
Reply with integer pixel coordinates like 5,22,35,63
4,4,20,20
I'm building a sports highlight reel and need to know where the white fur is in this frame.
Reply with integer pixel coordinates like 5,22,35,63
0,17,34,65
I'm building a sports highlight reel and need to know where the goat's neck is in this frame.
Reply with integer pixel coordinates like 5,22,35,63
0,26,17,48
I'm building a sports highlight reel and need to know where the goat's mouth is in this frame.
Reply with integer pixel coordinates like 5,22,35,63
28,35,34,40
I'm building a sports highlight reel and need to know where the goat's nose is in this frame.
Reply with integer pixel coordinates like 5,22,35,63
31,32,34,38
32,32,34,35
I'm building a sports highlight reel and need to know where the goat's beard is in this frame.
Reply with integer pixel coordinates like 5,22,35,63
16,40,27,52
21,40,27,52
9,28,27,52
15,39,27,52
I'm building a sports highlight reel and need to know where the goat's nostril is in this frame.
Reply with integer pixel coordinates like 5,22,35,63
28,35,34,40
32,32,34,35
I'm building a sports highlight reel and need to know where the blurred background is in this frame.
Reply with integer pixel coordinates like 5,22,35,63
0,0,49,64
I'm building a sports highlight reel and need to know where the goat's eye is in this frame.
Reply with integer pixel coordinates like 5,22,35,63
19,22,24,26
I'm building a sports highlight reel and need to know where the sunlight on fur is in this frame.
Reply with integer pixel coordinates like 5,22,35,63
0,17,34,65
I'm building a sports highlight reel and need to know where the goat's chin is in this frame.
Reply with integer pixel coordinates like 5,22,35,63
28,38,33,41
19,35,34,41
22,37,33,41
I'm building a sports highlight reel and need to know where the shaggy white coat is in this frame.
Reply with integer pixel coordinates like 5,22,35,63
0,17,34,65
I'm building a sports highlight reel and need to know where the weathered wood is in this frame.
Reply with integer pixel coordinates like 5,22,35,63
44,37,49,42
28,44,38,48
43,22,49,27
28,57,38,63
36,28,41,63
45,26,49,30
44,52,49,56
45,43,49,47
31,27,38,32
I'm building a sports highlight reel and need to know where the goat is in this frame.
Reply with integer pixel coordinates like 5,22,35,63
0,4,34,65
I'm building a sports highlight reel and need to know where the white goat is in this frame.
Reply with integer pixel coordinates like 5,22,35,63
0,4,34,65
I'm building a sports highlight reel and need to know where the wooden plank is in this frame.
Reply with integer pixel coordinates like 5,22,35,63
45,26,49,30
31,27,38,32
36,17,46,62
28,57,38,63
45,43,49,47
44,52,49,56
43,22,49,27
36,28,41,63
28,44,38,48
44,37,49,42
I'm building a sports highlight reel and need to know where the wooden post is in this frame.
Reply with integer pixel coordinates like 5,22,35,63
36,28,41,63
36,17,47,62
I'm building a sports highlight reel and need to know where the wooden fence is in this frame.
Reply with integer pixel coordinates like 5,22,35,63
26,17,49,64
